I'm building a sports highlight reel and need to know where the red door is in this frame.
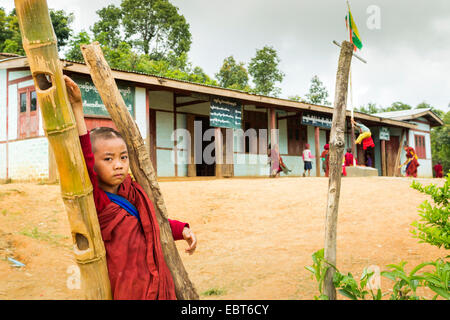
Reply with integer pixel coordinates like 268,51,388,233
18,87,39,139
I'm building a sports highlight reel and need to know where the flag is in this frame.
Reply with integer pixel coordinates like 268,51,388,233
345,4,363,51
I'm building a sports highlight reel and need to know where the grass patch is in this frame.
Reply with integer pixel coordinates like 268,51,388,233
201,288,226,296
19,227,69,246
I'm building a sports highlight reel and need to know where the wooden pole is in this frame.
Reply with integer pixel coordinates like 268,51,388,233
315,126,320,177
381,139,387,176
80,42,199,300
323,40,354,300
14,0,111,299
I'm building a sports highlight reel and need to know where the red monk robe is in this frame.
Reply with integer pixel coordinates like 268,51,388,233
80,132,187,300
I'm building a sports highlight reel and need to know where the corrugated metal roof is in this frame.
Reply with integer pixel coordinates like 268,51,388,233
373,108,432,118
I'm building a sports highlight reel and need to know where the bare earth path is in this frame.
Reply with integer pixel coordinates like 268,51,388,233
0,176,446,300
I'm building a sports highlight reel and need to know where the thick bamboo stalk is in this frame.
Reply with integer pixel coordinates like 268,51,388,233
80,42,199,300
14,0,111,299
323,40,354,300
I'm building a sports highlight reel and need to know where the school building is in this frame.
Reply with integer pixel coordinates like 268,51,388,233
0,54,443,181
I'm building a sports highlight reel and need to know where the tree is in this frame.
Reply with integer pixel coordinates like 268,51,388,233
305,75,331,106
356,102,381,114
416,101,444,118
215,56,249,91
248,45,284,97
120,0,191,57
65,31,92,61
91,5,123,49
288,95,305,102
49,10,74,49
431,111,450,175
0,8,73,55
383,101,412,112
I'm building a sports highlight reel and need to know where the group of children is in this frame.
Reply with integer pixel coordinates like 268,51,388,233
269,119,374,178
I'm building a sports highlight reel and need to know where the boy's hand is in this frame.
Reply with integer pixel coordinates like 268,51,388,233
182,227,197,255
63,75,82,111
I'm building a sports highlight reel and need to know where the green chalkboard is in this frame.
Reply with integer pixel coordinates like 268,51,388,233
209,96,242,129
72,75,135,117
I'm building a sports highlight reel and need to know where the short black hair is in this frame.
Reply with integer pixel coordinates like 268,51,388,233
90,127,126,152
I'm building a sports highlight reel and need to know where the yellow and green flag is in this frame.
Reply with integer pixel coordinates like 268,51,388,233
345,4,363,51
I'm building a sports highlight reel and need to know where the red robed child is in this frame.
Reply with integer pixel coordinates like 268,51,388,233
65,76,197,300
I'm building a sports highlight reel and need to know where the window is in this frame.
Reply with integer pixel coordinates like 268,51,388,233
18,87,39,139
414,135,426,159
243,110,267,154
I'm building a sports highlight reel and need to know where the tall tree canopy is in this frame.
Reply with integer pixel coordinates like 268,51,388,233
248,46,284,97
215,56,249,91
120,0,191,58
431,111,450,175
0,7,73,54
91,4,123,49
305,75,331,106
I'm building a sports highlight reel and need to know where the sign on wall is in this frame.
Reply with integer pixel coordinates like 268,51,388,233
379,127,390,141
301,112,332,129
72,75,135,117
209,96,242,129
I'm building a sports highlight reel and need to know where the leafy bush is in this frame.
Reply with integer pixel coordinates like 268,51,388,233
411,173,449,249
306,175,449,300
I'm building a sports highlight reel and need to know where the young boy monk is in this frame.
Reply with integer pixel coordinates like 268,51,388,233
64,75,197,300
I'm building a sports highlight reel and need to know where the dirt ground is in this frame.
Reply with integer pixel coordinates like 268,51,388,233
0,176,446,300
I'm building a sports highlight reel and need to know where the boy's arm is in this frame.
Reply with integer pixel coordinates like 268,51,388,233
168,219,190,241
64,76,87,136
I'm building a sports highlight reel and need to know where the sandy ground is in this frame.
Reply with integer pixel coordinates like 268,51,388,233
0,176,447,300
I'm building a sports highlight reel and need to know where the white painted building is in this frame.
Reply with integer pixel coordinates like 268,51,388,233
373,109,444,177
0,54,443,181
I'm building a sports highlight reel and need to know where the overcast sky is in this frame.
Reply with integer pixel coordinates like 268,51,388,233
3,0,450,112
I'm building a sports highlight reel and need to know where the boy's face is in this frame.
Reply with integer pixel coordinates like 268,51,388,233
93,137,129,192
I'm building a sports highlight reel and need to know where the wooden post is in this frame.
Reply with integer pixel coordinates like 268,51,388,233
270,108,277,146
80,42,199,300
394,129,406,177
14,0,111,299
323,40,354,300
187,114,196,177
315,126,320,177
215,127,223,177
381,139,386,176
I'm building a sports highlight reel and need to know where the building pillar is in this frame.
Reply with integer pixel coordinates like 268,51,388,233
315,126,320,177
215,127,223,177
381,139,386,176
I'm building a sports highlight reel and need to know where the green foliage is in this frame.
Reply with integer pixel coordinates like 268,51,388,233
304,75,331,106
355,102,381,114
0,7,73,55
215,56,249,91
411,174,450,249
383,101,412,112
306,250,449,300
288,95,305,103
431,111,450,174
91,4,123,49
65,31,92,62
307,177,450,300
201,287,226,296
120,0,191,57
248,45,284,97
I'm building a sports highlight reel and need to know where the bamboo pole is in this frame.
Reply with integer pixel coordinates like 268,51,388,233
80,42,199,300
14,0,111,299
323,40,354,300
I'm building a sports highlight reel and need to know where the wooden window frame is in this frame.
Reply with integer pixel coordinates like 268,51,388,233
17,85,39,139
414,134,426,159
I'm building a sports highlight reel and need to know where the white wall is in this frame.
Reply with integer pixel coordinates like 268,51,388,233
135,87,147,140
0,69,6,141
4,137,49,181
